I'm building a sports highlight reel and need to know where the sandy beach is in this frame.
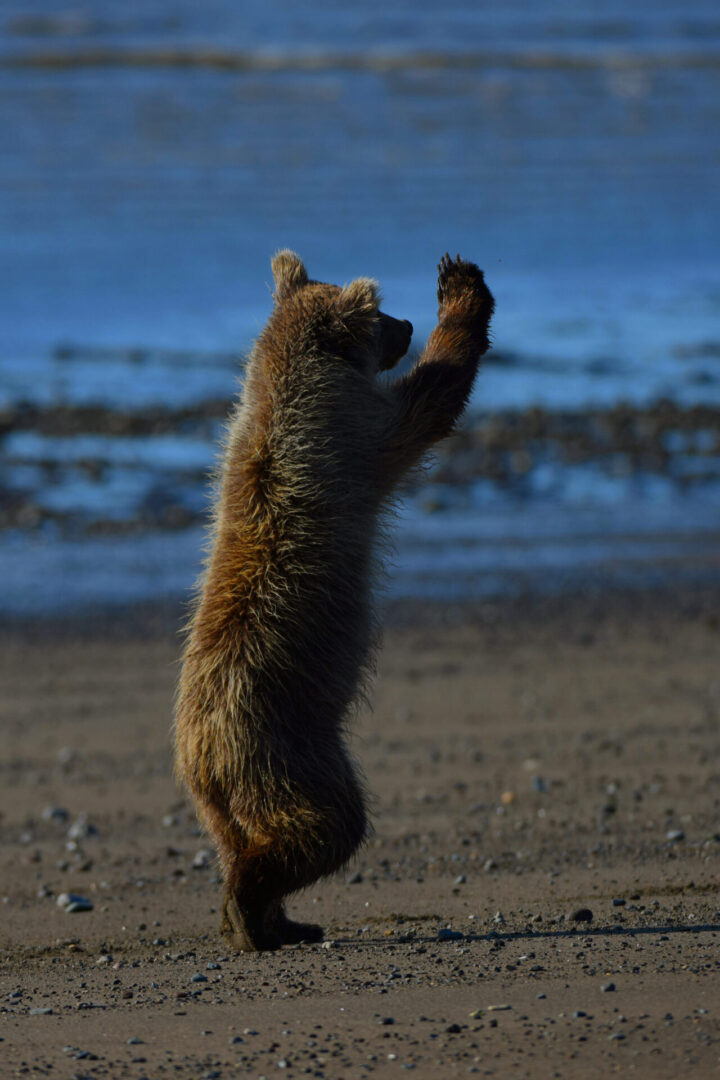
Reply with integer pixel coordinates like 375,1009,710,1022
2,588,719,1078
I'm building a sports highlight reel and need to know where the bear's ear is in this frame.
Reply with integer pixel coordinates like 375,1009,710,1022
271,250,309,301
338,277,381,316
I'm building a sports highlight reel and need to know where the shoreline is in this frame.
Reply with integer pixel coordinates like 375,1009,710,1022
2,578,720,640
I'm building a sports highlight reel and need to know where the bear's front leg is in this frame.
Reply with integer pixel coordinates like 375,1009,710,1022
380,254,494,482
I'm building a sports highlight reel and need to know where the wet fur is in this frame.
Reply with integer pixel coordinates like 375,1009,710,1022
174,252,494,949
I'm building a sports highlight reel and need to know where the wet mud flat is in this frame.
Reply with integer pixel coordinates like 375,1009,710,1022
2,336,720,540
1,358,720,612
2,363,719,613
1,395,719,532
1,588,719,1077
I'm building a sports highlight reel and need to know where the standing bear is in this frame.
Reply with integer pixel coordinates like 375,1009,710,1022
174,252,494,950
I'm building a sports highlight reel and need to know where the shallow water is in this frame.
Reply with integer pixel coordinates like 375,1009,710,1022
1,1,719,612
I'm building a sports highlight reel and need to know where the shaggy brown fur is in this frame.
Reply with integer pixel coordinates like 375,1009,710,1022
174,252,494,950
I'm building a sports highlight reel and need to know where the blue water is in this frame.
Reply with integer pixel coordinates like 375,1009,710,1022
1,1,719,613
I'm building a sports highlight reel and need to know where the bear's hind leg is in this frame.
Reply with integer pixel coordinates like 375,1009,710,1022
209,764,368,951
221,844,329,950
198,800,283,951
221,892,282,952
220,848,288,952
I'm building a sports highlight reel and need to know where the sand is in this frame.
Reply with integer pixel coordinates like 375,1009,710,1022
1,589,719,1078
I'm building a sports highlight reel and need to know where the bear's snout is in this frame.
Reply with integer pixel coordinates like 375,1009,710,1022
378,313,413,372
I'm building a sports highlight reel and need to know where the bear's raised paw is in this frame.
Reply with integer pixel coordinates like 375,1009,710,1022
437,254,494,325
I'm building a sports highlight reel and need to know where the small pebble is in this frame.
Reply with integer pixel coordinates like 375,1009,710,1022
446,1023,462,1033
666,829,685,842
437,928,464,941
487,1004,511,1012
42,806,69,823
492,911,505,925
454,874,467,885
95,955,113,965
572,1010,587,1018
190,973,208,984
536,993,547,999
192,849,212,869
67,815,98,841
612,898,626,907
532,776,548,793
379,1017,395,1026
346,870,363,884
127,1037,143,1045
56,893,93,913
571,908,593,923
206,961,220,970
29,1007,53,1015
500,791,516,805
601,982,616,993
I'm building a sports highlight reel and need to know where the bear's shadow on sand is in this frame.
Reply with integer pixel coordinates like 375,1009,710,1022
331,922,720,949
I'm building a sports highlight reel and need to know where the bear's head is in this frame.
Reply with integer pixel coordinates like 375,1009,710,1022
271,251,412,373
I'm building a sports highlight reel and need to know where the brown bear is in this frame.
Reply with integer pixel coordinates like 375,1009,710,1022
174,252,494,950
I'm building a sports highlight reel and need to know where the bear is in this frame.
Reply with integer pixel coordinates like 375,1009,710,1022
174,252,494,950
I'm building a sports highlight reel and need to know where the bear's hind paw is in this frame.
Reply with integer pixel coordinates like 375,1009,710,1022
221,894,282,952
276,914,324,946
